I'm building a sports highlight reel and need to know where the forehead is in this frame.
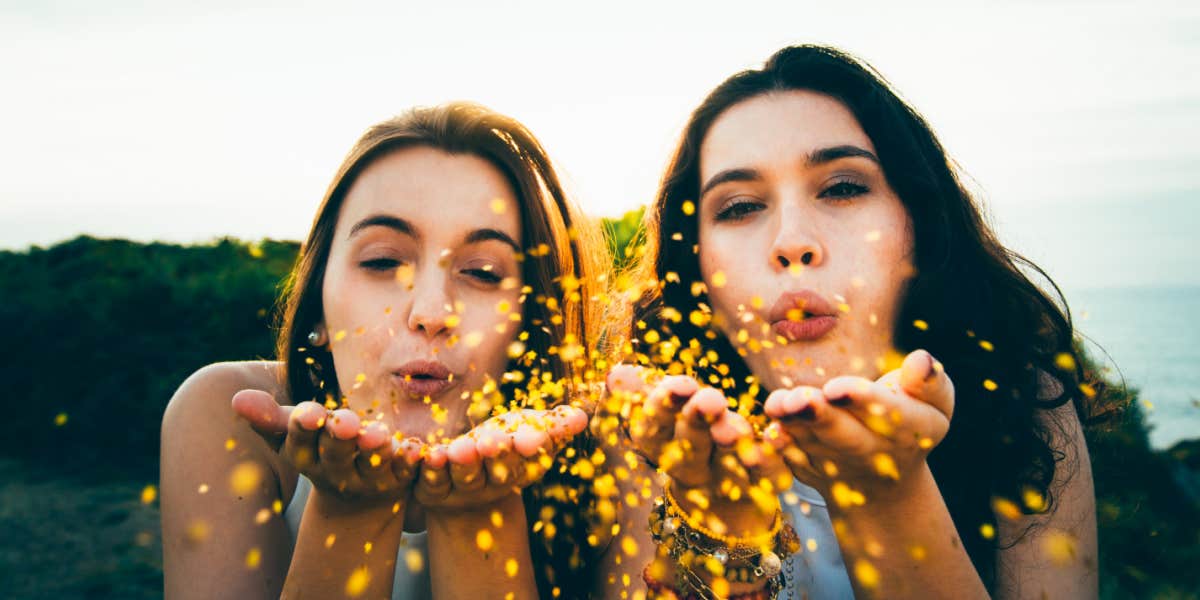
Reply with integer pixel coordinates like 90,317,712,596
337,146,521,241
700,90,876,179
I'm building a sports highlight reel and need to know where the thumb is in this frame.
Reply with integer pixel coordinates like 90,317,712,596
898,349,954,419
232,389,292,451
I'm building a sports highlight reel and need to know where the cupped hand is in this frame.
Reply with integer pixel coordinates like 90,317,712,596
232,390,420,505
413,405,588,512
606,365,792,526
763,349,954,502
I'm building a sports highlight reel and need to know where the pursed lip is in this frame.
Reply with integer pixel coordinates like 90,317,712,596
767,289,838,342
391,360,456,398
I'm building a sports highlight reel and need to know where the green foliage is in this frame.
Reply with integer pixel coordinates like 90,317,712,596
0,236,298,481
602,207,645,269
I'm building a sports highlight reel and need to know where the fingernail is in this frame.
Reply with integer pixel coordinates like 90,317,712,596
924,352,937,382
828,396,851,407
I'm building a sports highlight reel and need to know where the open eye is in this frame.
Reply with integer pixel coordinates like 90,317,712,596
714,197,766,222
819,180,869,201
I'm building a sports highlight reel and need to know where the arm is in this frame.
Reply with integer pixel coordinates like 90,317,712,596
161,363,294,600
993,402,1098,599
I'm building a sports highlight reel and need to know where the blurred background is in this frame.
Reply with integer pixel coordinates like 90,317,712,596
1,0,1197,597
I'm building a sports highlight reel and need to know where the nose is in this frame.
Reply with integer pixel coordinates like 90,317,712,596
769,206,824,272
405,269,453,339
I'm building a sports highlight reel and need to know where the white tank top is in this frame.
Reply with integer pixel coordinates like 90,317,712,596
780,481,856,599
284,476,853,599
284,475,432,599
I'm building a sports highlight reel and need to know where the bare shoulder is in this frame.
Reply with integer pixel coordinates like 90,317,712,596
160,361,297,599
993,371,1098,599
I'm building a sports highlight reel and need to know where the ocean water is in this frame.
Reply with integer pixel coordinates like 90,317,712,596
1068,286,1200,449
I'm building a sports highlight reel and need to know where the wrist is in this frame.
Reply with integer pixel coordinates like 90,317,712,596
671,482,780,538
425,491,526,534
826,459,936,520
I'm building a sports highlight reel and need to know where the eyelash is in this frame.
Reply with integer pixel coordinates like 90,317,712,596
713,198,765,222
819,180,869,200
362,258,503,288
462,268,502,284
360,258,404,271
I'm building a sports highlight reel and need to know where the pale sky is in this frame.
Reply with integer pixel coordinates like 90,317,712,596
2,0,1198,293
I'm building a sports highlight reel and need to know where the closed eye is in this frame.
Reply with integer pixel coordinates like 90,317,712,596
819,180,869,201
360,258,404,272
714,198,766,222
462,268,502,284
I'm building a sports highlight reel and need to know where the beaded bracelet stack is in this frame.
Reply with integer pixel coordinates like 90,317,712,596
647,483,800,599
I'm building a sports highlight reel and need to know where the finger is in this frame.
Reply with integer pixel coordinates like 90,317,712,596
823,375,947,444
356,436,400,491
283,402,325,469
709,410,754,448
448,436,486,493
546,405,588,444
897,349,955,418
390,438,423,485
232,389,292,452
774,387,877,455
485,447,520,488
417,445,451,502
631,375,697,446
513,422,551,458
664,399,720,487
473,419,513,458
605,363,651,394
318,409,361,471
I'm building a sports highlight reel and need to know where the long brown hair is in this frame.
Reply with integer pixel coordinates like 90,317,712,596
633,45,1094,591
274,101,616,596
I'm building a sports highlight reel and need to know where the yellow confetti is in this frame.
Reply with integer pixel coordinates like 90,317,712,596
406,549,424,572
1054,352,1076,371
186,520,209,544
992,497,1022,521
711,271,727,288
224,438,236,451
913,319,929,331
872,453,900,480
621,536,638,556
980,523,995,539
345,566,370,596
983,379,998,391
54,413,68,426
1042,529,1078,566
140,485,157,504
245,547,261,569
477,529,495,552
854,559,879,589
864,230,881,242
230,461,262,496
491,511,504,528
505,558,519,578
198,484,209,494
979,340,994,352
254,508,271,524
681,201,695,215
491,198,507,214
325,534,336,548
496,300,511,314
464,331,484,348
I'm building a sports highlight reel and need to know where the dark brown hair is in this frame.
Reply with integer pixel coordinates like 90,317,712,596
633,45,1093,590
274,102,615,596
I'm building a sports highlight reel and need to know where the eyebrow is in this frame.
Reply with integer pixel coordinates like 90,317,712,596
465,228,520,252
349,215,417,240
348,213,519,252
806,145,880,167
699,145,881,198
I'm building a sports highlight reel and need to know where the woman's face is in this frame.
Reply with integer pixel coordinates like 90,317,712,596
321,146,523,442
696,90,915,391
